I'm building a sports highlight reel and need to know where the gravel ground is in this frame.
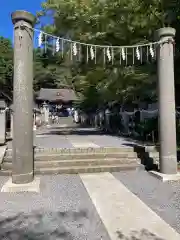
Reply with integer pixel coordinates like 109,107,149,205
0,175,110,240
113,170,180,234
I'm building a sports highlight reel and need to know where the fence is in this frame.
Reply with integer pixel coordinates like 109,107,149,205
82,108,180,143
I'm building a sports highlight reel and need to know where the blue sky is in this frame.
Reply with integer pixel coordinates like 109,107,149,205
0,0,44,40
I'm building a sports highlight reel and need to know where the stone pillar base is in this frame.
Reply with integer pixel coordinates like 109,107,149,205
12,171,34,184
1,177,40,192
0,139,5,145
149,171,180,182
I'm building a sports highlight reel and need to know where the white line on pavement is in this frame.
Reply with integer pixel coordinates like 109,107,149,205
80,172,180,240
69,139,99,148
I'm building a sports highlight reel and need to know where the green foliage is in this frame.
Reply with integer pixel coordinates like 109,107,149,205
0,37,13,98
136,117,158,139
135,116,180,143
36,0,165,109
35,0,180,109
33,47,75,91
2,0,179,108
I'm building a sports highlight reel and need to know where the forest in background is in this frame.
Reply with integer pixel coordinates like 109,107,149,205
0,0,180,111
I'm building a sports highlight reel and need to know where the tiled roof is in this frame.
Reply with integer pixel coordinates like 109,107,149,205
37,88,79,102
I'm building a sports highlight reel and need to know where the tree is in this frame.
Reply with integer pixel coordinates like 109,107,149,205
33,46,75,91
0,37,13,99
36,0,171,110
163,0,180,104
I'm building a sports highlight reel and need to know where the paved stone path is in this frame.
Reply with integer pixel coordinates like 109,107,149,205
0,171,180,239
34,124,138,149
8,127,136,149
81,172,180,240
3,120,180,239
8,118,139,149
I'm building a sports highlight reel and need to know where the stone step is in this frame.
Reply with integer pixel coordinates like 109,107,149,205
5,146,134,157
34,164,140,175
0,163,140,176
4,152,138,161
1,158,139,170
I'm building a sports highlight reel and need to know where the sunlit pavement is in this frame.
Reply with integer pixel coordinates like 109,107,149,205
2,120,180,239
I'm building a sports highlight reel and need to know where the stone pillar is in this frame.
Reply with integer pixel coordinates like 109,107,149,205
33,113,37,131
156,27,177,174
12,11,35,183
0,109,6,145
10,112,13,139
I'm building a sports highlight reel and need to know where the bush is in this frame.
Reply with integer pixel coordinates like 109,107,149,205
135,117,158,141
109,113,123,132
136,116,180,144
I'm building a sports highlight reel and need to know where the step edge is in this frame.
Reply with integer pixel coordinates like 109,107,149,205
34,164,141,171
1,162,140,170
2,158,140,164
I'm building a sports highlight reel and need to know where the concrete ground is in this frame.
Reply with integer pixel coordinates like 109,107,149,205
2,119,180,239
0,171,180,239
0,174,110,240
8,125,139,149
35,123,140,149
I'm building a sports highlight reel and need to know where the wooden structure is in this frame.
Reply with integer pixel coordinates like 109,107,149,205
36,88,79,105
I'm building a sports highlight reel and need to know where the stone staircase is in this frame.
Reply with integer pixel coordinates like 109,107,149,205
132,144,159,171
146,147,159,165
0,146,141,175
141,146,159,165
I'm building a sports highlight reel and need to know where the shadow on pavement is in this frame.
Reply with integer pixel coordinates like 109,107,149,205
0,209,165,240
38,128,105,136
117,229,165,239
122,142,159,172
0,210,89,240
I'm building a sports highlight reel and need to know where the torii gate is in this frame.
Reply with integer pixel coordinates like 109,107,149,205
4,10,180,189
